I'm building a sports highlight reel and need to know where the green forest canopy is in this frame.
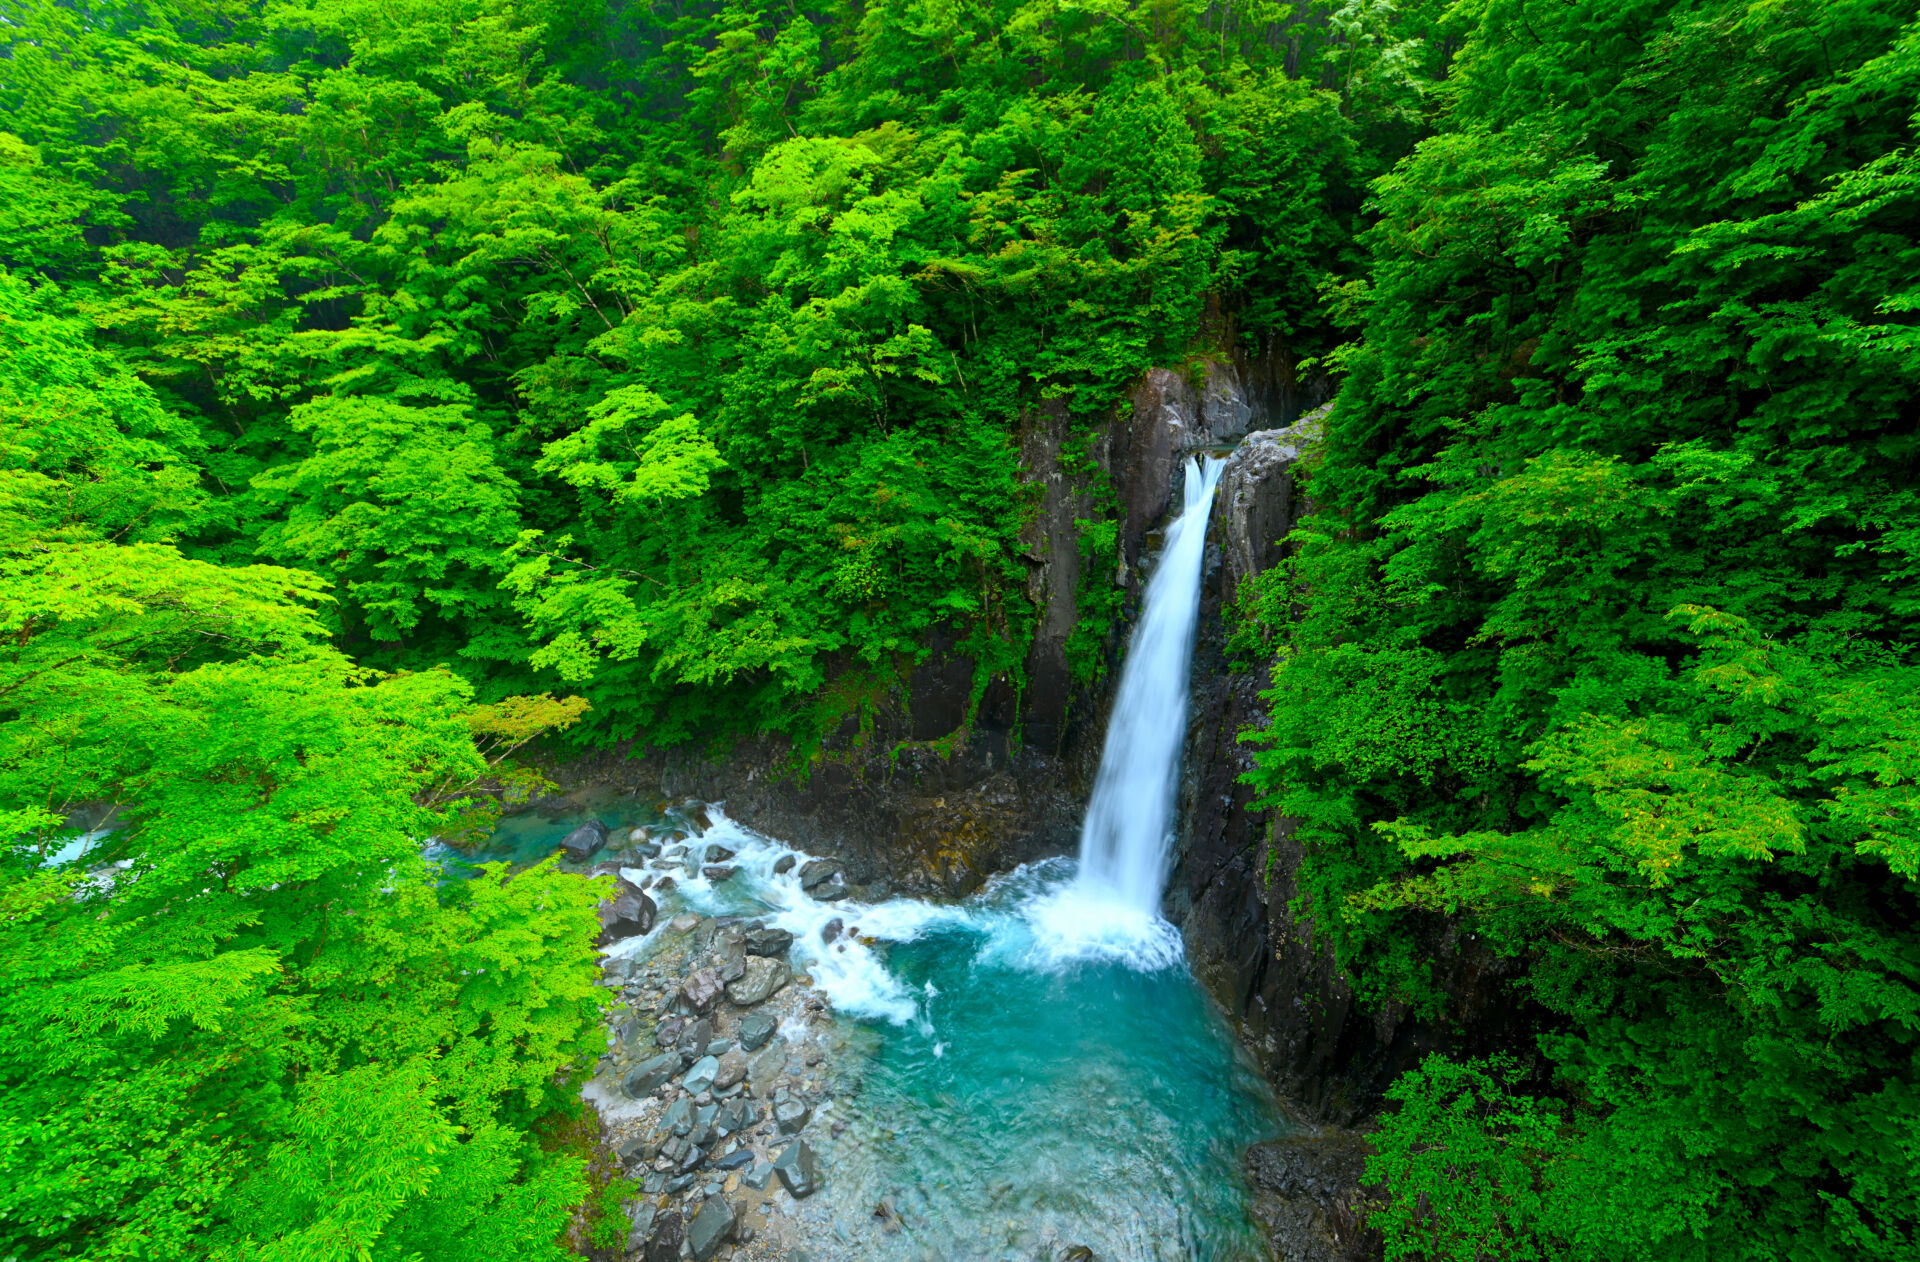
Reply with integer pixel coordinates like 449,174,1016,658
1,0,1916,1257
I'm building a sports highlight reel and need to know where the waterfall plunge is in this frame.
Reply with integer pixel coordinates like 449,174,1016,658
1074,455,1227,916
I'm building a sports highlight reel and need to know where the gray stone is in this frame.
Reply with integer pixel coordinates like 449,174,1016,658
629,826,653,844
773,1138,820,1198
626,1203,656,1251
712,927,748,982
744,1159,774,1190
664,1096,696,1136
596,875,656,946
745,926,794,957
774,1098,812,1134
683,1054,720,1095
669,913,699,932
796,859,840,890
725,957,792,1007
615,1133,653,1166
694,917,718,952
747,1041,787,1096
718,1098,758,1133
705,1038,733,1056
674,1017,712,1063
686,1196,736,1262
706,844,736,863
657,1015,686,1049
702,865,737,882
644,1209,683,1262
682,968,724,1014
623,1053,679,1099
737,1012,777,1052
1218,417,1317,606
812,881,849,901
820,917,843,944
558,819,609,861
713,1046,748,1091
711,1146,756,1171
772,854,796,876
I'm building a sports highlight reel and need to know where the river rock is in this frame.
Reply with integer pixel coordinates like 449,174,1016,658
713,1046,748,1091
1061,1248,1096,1261
682,968,724,1014
675,1017,713,1064
702,864,736,882
774,1098,811,1134
595,876,656,946
773,854,796,876
718,1098,758,1133
629,826,652,844
820,917,843,943
773,1138,820,1198
737,1012,777,1051
694,917,718,952
745,926,794,957
643,1209,683,1262
657,1015,686,1049
747,1042,786,1096
558,820,610,861
623,1053,679,1099
706,844,735,863
744,1158,774,1189
687,805,713,833
626,1203,656,1250
712,927,748,982
725,957,792,1007
812,881,849,901
683,1054,720,1095
670,913,699,932
711,1146,756,1171
796,859,841,890
686,1196,735,1261
663,1096,695,1136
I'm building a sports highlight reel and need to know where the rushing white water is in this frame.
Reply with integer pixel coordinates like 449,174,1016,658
1073,456,1226,916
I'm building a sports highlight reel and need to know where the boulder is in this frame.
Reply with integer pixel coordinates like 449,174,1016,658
622,1053,679,1099
796,859,841,891
558,820,610,862
626,1203,656,1250
706,844,736,863
656,1015,686,1049
712,927,748,982
686,1196,736,1261
820,917,843,944
595,876,656,946
744,1158,774,1190
713,1047,748,1091
702,864,737,882
683,1054,720,1095
718,1098,758,1133
663,1096,696,1136
643,1209,683,1262
682,968,724,1014
812,881,849,901
745,926,794,957
670,913,699,932
773,1138,820,1198
725,957,792,1007
773,854,797,876
737,1012,777,1052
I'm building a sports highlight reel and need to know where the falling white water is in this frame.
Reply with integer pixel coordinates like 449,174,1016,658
1073,456,1226,915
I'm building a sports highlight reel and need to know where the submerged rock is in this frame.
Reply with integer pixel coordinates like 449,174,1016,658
558,820,609,861
725,957,792,1007
773,1138,820,1199
686,1196,735,1261
737,1012,777,1052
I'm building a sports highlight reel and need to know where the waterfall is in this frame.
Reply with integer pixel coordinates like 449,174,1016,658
1074,455,1227,914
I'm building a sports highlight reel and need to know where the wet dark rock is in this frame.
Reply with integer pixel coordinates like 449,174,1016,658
718,1098,758,1133
623,1053,679,1099
820,918,843,944
615,1134,653,1166
681,969,724,1014
702,864,737,882
711,1147,756,1171
1060,1248,1096,1262
1245,1130,1384,1262
595,875,655,946
773,1138,820,1199
663,1097,695,1136
725,957,792,1007
796,858,841,890
693,916,718,951
705,844,735,863
773,854,796,876
745,926,794,957
812,881,849,901
643,1209,683,1262
558,819,609,861
737,1012,777,1052
744,1159,774,1190
626,1203,656,1251
687,1196,736,1261
652,874,676,894
657,1015,686,1049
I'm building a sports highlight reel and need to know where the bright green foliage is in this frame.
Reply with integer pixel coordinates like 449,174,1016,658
0,0,1419,746
1246,0,1920,1256
0,273,602,1259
